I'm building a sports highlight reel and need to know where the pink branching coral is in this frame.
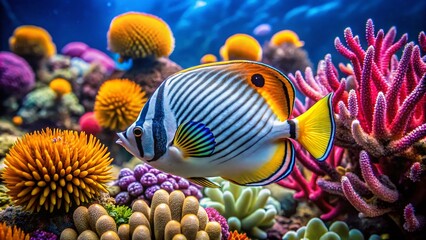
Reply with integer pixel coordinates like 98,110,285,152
277,97,344,221
282,19,426,234
403,203,424,232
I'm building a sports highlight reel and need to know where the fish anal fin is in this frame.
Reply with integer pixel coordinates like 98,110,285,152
173,121,216,158
188,177,220,188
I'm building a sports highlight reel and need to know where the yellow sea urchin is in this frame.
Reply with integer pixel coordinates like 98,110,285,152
49,78,72,97
107,12,175,60
2,128,112,213
0,222,29,240
94,79,147,131
9,25,56,58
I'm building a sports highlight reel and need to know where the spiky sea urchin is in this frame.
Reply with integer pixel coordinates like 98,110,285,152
0,222,29,240
2,128,113,213
94,78,147,131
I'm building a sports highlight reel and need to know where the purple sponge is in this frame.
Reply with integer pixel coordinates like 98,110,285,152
0,51,35,97
61,42,89,58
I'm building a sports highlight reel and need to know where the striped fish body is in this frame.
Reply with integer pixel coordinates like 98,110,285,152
117,61,336,187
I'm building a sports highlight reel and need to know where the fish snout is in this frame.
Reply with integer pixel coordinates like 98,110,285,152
116,131,127,145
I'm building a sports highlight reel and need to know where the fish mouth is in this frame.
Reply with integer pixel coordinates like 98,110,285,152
116,132,126,146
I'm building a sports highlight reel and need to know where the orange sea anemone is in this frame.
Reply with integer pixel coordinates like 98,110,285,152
107,12,174,61
12,116,23,126
94,79,147,131
220,33,262,61
200,54,218,64
228,230,249,240
270,30,304,47
49,78,72,96
2,128,112,213
9,25,56,58
0,222,29,240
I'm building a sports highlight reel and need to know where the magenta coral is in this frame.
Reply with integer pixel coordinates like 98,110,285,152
281,19,425,236
290,20,425,158
277,97,343,221
0,51,35,99
403,203,424,232
205,207,229,240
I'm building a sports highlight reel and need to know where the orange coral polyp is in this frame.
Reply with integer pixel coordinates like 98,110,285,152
49,78,72,96
220,33,262,61
0,222,29,240
228,230,249,240
270,30,304,47
107,12,175,60
200,54,218,64
9,25,56,57
2,128,112,213
94,79,147,131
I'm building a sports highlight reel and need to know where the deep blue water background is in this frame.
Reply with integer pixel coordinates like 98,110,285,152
1,0,425,69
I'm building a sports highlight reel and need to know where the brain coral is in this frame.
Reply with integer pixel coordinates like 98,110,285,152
0,222,29,240
9,25,56,58
270,30,304,47
220,33,262,61
107,12,175,60
0,51,35,98
94,78,147,131
2,128,112,213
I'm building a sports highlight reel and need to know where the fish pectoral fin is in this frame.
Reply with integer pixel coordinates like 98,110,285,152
188,177,220,188
173,121,216,158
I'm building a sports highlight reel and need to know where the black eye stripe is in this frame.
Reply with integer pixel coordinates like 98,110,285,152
251,74,264,87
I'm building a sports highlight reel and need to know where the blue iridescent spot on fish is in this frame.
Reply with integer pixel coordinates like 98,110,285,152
116,60,336,188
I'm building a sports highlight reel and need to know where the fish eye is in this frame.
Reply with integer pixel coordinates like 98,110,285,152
251,73,265,87
133,127,143,137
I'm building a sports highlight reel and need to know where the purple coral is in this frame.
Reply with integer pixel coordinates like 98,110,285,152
403,203,424,232
81,48,115,73
30,230,57,240
61,42,115,73
127,182,144,196
290,19,426,157
114,163,203,205
118,175,136,190
0,51,35,98
140,172,158,186
61,42,89,58
115,191,131,205
276,19,425,237
205,207,229,240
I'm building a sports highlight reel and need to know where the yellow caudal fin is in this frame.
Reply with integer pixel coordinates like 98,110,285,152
295,93,335,161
